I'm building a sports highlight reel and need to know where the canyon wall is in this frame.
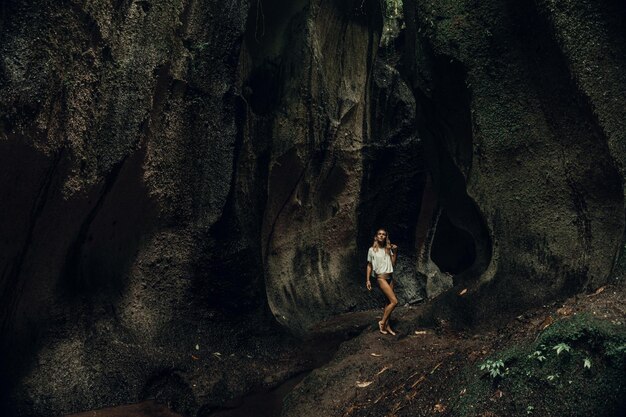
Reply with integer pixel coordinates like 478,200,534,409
0,0,624,414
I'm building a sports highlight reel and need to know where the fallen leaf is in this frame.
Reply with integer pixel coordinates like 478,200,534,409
557,306,573,316
212,352,222,360
376,365,392,376
370,353,383,357
414,330,427,335
460,388,467,396
411,375,426,388
430,362,443,374
592,286,605,296
373,393,385,404
490,390,504,401
356,380,373,388
540,315,554,330
433,403,446,412
191,355,199,360
459,288,468,296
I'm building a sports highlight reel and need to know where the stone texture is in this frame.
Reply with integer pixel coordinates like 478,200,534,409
403,0,624,322
0,0,625,415
261,0,380,333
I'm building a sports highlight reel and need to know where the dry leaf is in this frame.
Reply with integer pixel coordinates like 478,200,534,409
411,375,426,388
191,355,199,360
414,330,427,335
430,362,443,374
540,315,554,330
356,380,373,388
376,366,391,376
460,388,467,396
490,390,504,401
370,353,382,357
433,403,446,412
557,306,573,316
459,288,468,296
592,286,605,296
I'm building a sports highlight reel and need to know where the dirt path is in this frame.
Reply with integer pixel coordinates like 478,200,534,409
283,316,483,417
283,284,626,417
64,285,625,417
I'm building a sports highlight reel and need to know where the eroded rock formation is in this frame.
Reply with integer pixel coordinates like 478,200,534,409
0,0,624,415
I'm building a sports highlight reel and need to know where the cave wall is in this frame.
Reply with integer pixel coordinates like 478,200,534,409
0,0,625,415
0,0,257,415
403,0,625,320
261,0,381,332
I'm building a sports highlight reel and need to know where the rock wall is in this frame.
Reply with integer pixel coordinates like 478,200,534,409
0,0,263,415
403,0,624,321
0,0,625,415
260,0,380,333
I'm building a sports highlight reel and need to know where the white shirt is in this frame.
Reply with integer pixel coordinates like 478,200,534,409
367,247,394,276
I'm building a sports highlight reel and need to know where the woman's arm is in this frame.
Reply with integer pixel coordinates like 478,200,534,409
391,244,398,266
366,262,373,290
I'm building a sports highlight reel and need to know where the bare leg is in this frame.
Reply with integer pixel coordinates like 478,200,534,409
386,280,397,335
377,275,398,334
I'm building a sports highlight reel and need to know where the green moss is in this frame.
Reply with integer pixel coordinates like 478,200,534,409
539,314,626,366
382,0,403,19
454,315,626,416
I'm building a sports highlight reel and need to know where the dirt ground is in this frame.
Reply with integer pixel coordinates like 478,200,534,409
283,282,626,417
65,283,625,417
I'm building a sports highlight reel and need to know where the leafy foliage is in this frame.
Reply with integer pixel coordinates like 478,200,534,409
552,342,571,355
479,359,506,379
527,347,547,362
454,314,626,417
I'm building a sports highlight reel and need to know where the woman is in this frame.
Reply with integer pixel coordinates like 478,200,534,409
366,229,398,335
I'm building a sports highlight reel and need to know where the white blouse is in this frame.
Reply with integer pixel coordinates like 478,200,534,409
367,247,394,276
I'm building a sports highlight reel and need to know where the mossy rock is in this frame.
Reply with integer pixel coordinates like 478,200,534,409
454,314,626,417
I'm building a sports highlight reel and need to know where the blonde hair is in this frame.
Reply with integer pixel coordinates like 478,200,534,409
372,229,392,255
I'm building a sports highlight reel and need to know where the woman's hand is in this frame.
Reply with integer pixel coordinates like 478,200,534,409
390,244,398,267
366,279,372,291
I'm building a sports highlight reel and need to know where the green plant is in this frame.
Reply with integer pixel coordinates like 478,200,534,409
527,347,547,362
455,314,626,417
192,41,209,52
479,359,506,379
552,342,571,355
